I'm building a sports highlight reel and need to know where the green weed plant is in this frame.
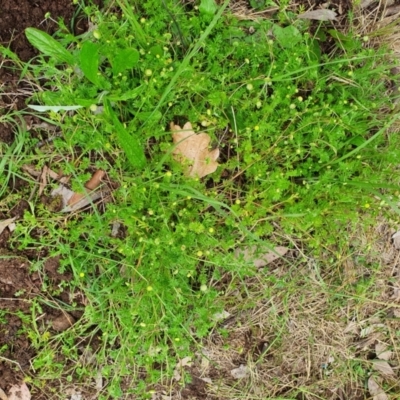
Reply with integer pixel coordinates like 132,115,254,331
1,0,399,397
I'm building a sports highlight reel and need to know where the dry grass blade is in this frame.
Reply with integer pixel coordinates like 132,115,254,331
298,9,337,20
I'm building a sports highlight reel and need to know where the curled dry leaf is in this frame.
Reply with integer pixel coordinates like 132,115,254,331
0,218,16,235
391,230,400,249
375,343,392,361
173,356,192,381
171,122,219,178
8,383,31,400
368,376,388,400
51,169,108,212
234,245,288,267
52,312,76,332
297,9,337,20
230,364,250,379
0,388,8,400
371,360,395,376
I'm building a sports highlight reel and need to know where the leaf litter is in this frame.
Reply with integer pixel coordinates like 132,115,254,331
7,383,31,400
234,245,288,267
368,376,389,400
171,121,219,178
0,217,16,235
51,169,110,212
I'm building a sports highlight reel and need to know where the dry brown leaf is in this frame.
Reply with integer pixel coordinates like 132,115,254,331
392,230,400,249
173,356,192,381
371,360,395,376
84,169,105,190
298,9,337,20
230,365,250,379
375,343,392,361
51,169,108,213
171,122,219,178
8,383,31,400
368,376,388,400
0,388,8,400
52,312,76,332
0,217,16,235
234,245,288,267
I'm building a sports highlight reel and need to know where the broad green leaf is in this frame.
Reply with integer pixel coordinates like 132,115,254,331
104,100,146,169
199,0,217,15
112,48,140,75
106,87,143,101
149,45,163,57
273,25,302,49
135,111,162,123
79,41,100,86
28,105,83,112
25,28,74,65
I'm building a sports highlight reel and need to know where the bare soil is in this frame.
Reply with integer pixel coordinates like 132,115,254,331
0,0,90,394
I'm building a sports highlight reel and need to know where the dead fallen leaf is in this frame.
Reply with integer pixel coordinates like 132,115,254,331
343,321,359,335
375,343,392,361
212,309,231,322
230,364,250,379
298,9,337,20
234,245,288,267
354,331,382,350
50,169,109,213
368,376,388,400
8,383,31,400
392,230,400,249
371,360,395,376
171,122,219,178
84,169,105,190
52,312,76,332
173,356,192,381
0,388,8,400
95,371,103,391
0,217,16,235
69,394,82,400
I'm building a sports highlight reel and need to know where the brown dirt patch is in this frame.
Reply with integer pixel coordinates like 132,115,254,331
0,0,95,395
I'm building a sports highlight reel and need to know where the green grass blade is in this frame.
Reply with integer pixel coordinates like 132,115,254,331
104,99,146,169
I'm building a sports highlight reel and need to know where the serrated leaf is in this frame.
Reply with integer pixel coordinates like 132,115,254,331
112,48,139,75
27,105,83,112
79,41,100,86
104,100,146,169
25,28,74,65
199,0,217,15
